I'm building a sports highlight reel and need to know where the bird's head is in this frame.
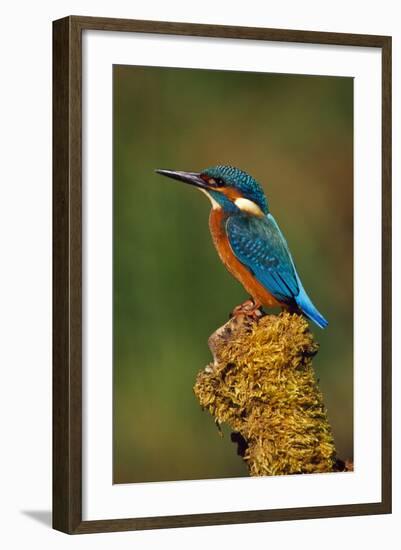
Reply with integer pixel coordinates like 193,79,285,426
155,165,269,217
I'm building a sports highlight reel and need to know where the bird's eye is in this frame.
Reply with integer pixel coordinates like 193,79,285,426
200,174,225,187
210,177,224,187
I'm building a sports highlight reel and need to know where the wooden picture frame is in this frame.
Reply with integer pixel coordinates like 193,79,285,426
53,15,392,534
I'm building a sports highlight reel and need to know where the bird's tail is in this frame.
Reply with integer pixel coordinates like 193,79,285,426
295,286,328,329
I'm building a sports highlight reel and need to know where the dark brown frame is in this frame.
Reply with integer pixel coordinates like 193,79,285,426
53,15,392,534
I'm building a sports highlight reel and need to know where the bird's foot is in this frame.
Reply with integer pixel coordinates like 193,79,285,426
230,300,263,320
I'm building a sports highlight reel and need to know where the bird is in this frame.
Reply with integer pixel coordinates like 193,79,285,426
155,165,328,329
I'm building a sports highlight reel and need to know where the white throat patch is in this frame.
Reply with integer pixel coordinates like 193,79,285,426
198,188,221,210
234,197,264,217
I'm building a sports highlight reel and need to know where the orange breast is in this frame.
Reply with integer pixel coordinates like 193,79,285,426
209,209,281,308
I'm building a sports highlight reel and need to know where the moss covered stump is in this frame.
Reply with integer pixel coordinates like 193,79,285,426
194,311,338,476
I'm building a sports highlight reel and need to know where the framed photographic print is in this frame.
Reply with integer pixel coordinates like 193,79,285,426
53,16,392,534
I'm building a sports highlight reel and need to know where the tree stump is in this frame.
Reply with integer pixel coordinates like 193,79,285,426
194,311,349,476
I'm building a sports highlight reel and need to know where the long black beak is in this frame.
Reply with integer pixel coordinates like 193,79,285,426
155,169,209,189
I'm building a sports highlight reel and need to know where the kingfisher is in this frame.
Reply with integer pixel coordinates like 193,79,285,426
155,165,328,329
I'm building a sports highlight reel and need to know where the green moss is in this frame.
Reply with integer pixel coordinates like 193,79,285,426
194,312,337,476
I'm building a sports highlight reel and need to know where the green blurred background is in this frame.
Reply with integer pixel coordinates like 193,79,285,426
113,65,353,484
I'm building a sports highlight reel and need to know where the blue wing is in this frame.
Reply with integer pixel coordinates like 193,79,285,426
226,213,299,303
226,213,328,329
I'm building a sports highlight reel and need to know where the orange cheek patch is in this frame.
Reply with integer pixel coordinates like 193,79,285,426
220,187,242,200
